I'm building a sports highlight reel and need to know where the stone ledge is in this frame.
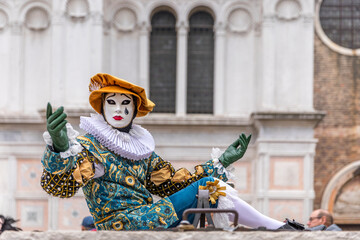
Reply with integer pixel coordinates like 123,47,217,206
1,231,360,240
251,111,326,121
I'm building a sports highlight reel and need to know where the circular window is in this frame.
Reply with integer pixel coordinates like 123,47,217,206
315,0,360,56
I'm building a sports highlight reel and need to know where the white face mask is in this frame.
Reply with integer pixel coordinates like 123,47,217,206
103,93,135,129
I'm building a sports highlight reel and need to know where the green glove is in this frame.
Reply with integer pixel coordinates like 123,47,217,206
219,133,251,168
46,102,69,152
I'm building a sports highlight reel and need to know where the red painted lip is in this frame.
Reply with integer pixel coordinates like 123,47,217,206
113,116,123,121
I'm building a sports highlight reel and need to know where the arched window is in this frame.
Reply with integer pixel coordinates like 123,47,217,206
150,11,177,113
187,11,214,114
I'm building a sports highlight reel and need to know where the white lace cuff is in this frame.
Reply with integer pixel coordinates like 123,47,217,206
43,123,83,158
211,147,235,180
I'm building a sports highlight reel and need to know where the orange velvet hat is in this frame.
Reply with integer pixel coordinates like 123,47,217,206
89,73,155,117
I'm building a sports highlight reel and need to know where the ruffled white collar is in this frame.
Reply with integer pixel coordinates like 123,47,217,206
79,114,155,161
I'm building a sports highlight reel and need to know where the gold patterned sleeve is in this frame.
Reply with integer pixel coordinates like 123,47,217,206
145,153,208,198
40,149,96,198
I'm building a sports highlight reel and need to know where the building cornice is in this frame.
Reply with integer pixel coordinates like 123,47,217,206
251,111,326,121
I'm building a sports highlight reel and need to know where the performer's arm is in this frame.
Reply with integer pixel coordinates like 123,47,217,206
40,103,95,198
41,148,96,198
145,152,228,198
145,134,251,198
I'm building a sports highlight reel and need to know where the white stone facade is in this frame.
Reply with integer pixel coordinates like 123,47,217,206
0,0,322,230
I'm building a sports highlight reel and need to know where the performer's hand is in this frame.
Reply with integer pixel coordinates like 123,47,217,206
46,102,69,152
219,133,251,168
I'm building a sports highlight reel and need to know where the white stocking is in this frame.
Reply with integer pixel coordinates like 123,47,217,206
229,195,284,229
215,180,285,229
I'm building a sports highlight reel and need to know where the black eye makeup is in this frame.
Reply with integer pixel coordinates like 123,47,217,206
106,99,116,105
122,100,131,105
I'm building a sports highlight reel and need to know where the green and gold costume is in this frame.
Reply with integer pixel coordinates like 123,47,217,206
41,133,228,230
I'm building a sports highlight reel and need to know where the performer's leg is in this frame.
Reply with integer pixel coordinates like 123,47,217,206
217,180,284,229
168,176,217,227
168,177,285,229
230,195,284,229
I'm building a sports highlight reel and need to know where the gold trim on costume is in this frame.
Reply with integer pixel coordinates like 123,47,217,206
199,179,227,204
73,157,95,184
150,165,172,186
172,168,192,182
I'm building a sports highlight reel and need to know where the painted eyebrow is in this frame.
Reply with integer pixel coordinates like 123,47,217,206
120,93,131,99
105,93,116,99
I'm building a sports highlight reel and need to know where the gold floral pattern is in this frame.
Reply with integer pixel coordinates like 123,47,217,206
112,221,123,230
199,179,227,204
125,176,135,186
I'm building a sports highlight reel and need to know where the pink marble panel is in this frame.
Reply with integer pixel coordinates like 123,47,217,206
268,199,303,222
57,197,92,230
17,158,44,192
231,161,251,194
17,199,48,231
269,157,304,190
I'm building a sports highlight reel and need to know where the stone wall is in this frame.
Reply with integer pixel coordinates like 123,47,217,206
313,34,360,212
1,230,360,240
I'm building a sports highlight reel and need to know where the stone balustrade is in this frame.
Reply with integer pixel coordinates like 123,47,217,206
1,230,360,240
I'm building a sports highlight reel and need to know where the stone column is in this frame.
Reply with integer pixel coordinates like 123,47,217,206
51,12,65,106
0,156,15,216
139,21,150,93
90,0,104,74
9,22,23,113
214,22,226,116
176,21,188,116
6,156,17,217
0,10,11,112
258,15,276,110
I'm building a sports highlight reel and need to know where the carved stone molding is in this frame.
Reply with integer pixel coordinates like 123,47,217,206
254,22,262,36
176,21,188,35
103,20,111,35
321,161,360,224
275,0,301,21
113,8,136,32
251,111,326,126
302,13,314,23
52,12,65,25
24,7,50,31
0,9,8,30
11,21,23,35
263,15,276,28
228,8,252,34
138,21,151,36
214,21,226,34
91,12,102,25
66,0,89,19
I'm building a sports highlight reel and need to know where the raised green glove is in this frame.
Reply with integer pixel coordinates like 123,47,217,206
46,102,69,152
219,133,251,168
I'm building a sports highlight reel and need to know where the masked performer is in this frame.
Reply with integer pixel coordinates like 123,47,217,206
40,73,300,231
